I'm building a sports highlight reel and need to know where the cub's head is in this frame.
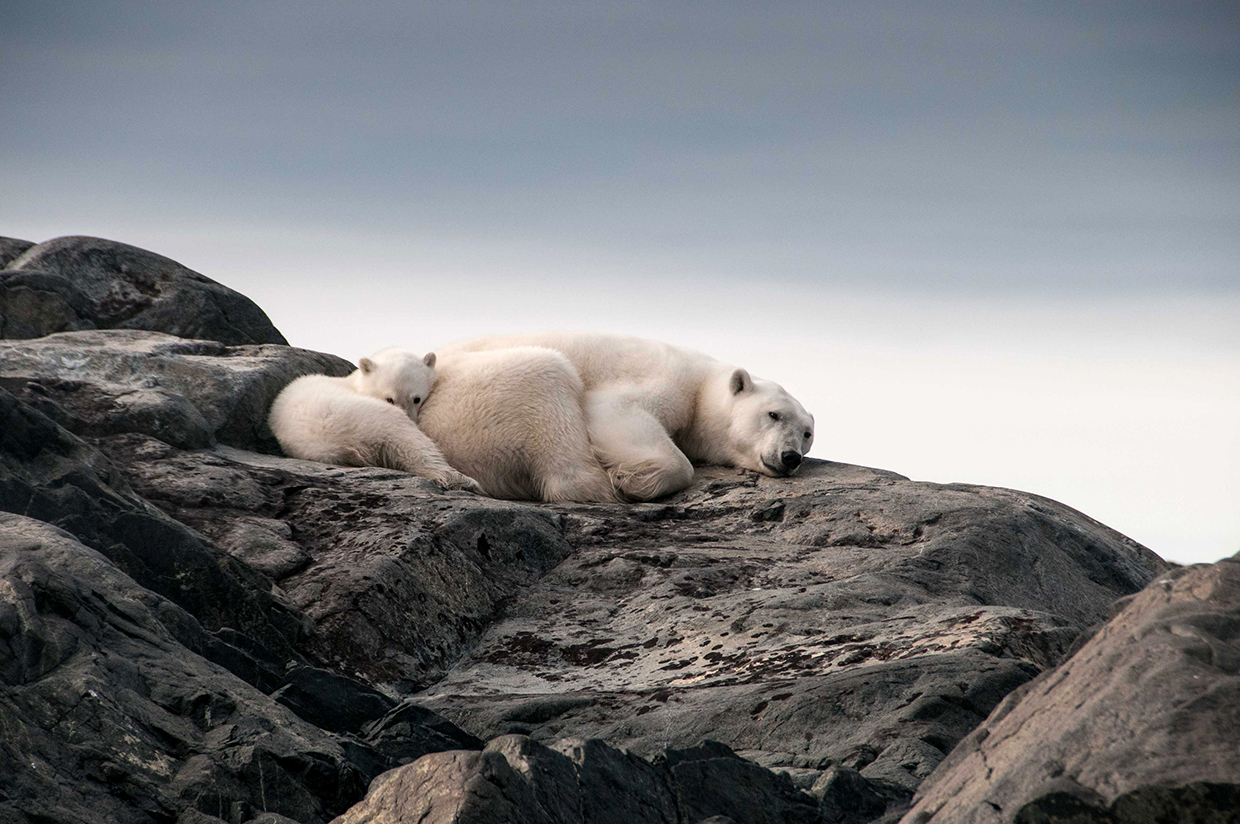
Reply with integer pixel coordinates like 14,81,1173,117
353,348,437,419
724,368,815,477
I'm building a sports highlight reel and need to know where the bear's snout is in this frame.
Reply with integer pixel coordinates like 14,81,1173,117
780,451,802,472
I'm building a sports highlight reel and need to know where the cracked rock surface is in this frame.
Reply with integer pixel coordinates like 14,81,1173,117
900,552,1240,823
411,459,1162,805
0,513,374,824
0,235,286,345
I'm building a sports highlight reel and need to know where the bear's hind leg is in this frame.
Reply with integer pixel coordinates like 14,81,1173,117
522,402,620,503
537,462,619,503
585,391,694,501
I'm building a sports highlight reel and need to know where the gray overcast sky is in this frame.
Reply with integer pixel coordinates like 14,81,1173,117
2,2,1238,564
3,1,1238,292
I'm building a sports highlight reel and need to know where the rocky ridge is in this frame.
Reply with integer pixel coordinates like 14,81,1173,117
1,236,1235,824
902,553,1240,823
0,235,285,345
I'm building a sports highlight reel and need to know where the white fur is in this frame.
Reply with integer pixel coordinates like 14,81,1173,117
429,333,814,502
417,347,618,502
268,348,481,491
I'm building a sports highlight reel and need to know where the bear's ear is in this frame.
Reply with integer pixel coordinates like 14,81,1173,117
730,368,752,395
423,352,437,369
358,358,375,375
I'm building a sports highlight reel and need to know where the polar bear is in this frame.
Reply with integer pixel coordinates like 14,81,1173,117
268,348,481,491
424,333,814,502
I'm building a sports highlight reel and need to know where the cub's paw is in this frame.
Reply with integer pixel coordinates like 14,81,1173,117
432,470,485,494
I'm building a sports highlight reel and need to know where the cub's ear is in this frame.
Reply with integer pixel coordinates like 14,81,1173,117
358,357,375,375
730,368,752,395
423,352,437,369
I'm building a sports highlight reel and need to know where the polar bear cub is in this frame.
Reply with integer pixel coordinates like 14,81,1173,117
269,348,481,491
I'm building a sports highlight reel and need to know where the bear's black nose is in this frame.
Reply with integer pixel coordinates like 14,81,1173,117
780,451,802,471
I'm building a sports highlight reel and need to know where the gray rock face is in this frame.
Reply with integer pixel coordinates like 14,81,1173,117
0,236,34,267
0,388,483,824
0,235,286,344
0,382,305,664
99,439,580,693
0,513,364,824
333,736,816,824
72,427,1162,821
413,461,1162,793
0,329,351,450
900,554,1240,824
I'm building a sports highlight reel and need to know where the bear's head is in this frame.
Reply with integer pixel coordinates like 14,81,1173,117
353,348,438,419
723,368,815,477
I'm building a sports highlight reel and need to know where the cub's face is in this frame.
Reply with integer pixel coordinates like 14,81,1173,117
355,349,438,420
726,369,815,477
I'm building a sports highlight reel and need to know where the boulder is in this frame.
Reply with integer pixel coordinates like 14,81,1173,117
0,383,306,667
0,236,34,267
0,235,286,345
900,553,1240,823
0,513,369,824
0,329,351,451
657,741,820,824
332,735,818,824
812,767,888,824
0,391,482,823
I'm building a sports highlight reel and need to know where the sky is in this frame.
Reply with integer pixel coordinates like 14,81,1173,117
2,1,1237,565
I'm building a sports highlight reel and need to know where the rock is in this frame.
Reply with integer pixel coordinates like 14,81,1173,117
217,516,314,578
270,665,397,735
414,461,1164,782
333,734,825,824
0,235,286,345
0,513,371,824
859,737,942,795
0,329,352,451
0,384,306,672
813,767,889,824
330,747,544,824
486,735,585,823
0,266,95,341
658,741,820,824
362,700,486,768
248,815,308,824
0,236,35,267
1009,782,1240,823
901,554,1240,823
95,439,578,692
0,399,482,823
555,737,679,824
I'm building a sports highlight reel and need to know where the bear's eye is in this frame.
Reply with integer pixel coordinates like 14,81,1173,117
413,396,421,405
385,397,395,405
768,411,781,422
804,431,812,439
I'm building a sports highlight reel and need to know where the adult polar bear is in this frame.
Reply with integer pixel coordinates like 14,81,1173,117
416,333,815,502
